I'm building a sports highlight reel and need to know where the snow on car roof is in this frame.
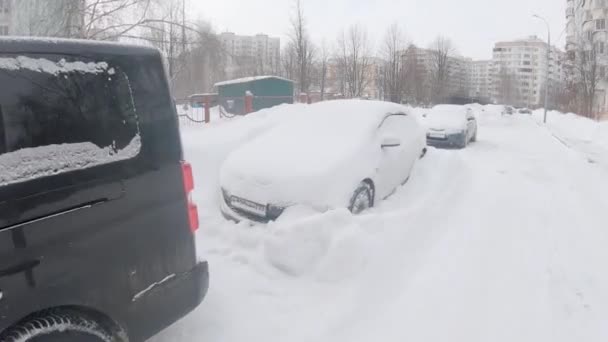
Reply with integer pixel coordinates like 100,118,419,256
214,76,294,87
221,100,411,189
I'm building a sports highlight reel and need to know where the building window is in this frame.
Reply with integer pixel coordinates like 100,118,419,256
0,0,9,13
601,66,606,78
596,19,606,30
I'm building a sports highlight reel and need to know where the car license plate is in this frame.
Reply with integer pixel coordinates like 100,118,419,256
428,132,446,139
231,196,267,216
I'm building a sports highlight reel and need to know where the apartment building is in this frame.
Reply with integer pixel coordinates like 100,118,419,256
491,36,565,107
471,60,493,100
401,46,474,100
449,56,473,97
0,0,84,37
566,0,608,115
220,32,281,79
0,0,10,36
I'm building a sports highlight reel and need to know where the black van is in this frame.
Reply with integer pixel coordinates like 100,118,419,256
0,38,208,341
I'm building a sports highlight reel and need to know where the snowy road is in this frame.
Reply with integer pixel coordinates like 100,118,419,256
151,107,608,342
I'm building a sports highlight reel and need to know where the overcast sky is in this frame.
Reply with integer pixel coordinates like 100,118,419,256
192,0,566,60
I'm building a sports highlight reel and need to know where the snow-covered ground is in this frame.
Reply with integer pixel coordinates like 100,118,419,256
531,110,608,170
151,104,608,342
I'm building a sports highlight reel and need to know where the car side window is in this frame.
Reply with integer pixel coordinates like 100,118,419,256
0,54,141,188
378,114,408,138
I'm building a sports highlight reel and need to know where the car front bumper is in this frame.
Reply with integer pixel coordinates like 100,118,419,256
219,190,285,224
427,133,466,148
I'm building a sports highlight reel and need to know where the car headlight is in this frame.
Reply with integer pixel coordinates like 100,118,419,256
267,204,286,220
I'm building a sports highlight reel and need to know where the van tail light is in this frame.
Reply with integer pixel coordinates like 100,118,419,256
181,161,199,233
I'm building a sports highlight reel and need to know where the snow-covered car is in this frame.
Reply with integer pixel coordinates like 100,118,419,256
425,105,478,148
219,100,427,222
518,108,533,114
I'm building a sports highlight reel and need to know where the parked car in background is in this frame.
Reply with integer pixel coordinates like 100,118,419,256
0,38,208,342
503,106,515,115
219,100,427,223
425,105,478,149
518,108,533,114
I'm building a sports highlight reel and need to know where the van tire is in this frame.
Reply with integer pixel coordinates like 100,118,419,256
2,311,116,342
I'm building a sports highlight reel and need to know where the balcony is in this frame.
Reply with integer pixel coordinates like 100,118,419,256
566,7,574,18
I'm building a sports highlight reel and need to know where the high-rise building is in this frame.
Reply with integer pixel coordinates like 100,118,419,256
400,46,473,100
566,0,608,115
448,55,473,97
0,0,9,36
471,60,493,100
220,32,281,79
491,36,565,107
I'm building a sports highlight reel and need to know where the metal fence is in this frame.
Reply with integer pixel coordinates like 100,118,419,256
177,95,296,125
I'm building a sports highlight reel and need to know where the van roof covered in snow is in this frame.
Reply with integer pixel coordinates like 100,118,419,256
0,36,160,57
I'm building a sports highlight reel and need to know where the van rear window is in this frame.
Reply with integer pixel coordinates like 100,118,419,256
0,54,140,187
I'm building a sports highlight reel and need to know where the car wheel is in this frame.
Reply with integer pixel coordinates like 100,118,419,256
470,128,477,142
349,182,373,214
1,311,118,342
458,133,468,149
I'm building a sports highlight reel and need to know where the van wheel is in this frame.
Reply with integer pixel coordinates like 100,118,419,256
349,182,373,214
2,312,116,342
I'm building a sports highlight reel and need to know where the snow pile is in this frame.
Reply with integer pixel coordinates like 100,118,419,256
0,135,141,186
0,56,110,75
593,122,608,146
152,102,608,342
531,109,608,168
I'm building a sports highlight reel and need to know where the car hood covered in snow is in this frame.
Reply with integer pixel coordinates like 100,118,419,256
220,100,409,208
426,105,468,132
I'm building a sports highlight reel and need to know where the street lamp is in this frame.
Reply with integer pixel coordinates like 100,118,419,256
534,14,551,124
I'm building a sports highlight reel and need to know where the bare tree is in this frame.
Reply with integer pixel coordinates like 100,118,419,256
428,36,455,103
338,24,372,98
170,20,226,98
281,42,298,81
381,23,408,103
572,34,603,118
288,0,315,93
11,0,159,39
313,41,330,100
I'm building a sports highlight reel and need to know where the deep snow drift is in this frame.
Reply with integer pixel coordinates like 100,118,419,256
151,104,608,342
532,109,608,169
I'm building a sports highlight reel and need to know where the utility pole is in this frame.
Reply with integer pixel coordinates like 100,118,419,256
534,14,551,124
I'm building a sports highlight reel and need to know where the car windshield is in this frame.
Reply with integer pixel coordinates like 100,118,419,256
1,1,607,342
